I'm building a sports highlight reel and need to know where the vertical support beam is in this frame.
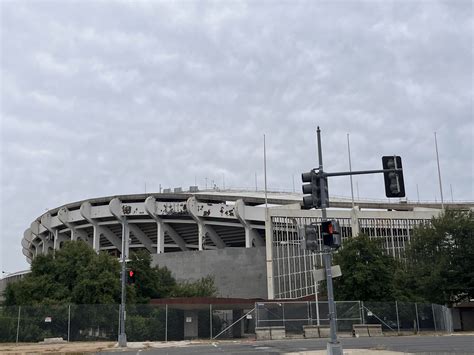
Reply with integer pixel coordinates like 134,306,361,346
186,196,204,250
265,209,274,300
109,198,129,258
156,219,164,253
235,199,264,247
350,207,360,237
145,196,187,252
186,196,226,250
58,207,90,246
197,223,204,251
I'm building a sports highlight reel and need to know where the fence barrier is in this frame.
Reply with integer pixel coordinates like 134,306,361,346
0,301,452,343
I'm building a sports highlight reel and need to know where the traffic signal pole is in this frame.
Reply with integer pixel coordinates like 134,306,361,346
118,220,128,347
303,128,405,355
316,127,343,355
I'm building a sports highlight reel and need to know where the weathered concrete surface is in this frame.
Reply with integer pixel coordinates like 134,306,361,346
152,247,267,299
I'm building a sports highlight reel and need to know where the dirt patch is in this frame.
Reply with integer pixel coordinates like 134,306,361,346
0,341,116,354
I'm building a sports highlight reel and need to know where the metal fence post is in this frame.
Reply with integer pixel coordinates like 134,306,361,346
165,304,168,342
16,306,21,343
307,301,311,325
432,304,437,332
209,304,213,339
67,304,71,342
358,301,363,324
361,301,365,324
395,301,400,334
414,303,419,333
255,303,259,328
282,303,285,327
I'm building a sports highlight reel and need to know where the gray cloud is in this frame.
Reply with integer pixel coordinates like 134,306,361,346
1,0,472,273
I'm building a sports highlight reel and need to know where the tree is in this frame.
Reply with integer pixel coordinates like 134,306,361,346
171,276,218,298
127,250,176,303
402,209,474,305
4,242,219,306
4,241,121,306
333,234,398,301
127,250,217,301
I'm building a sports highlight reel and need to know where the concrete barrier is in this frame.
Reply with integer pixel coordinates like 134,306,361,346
255,326,286,340
352,324,383,337
41,337,66,344
270,326,286,340
303,325,320,338
255,327,271,340
368,324,383,337
318,326,331,338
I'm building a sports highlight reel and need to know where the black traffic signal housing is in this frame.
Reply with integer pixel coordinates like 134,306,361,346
301,171,329,209
128,270,136,284
382,156,405,198
321,220,341,249
300,224,319,252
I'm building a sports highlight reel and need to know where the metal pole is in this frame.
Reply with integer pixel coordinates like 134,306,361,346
432,304,437,332
165,304,168,342
264,134,268,208
68,304,71,342
395,301,400,335
118,220,128,347
347,133,355,208
415,303,419,333
16,306,21,343
317,127,342,355
313,254,320,326
434,132,444,209
209,304,213,339
307,301,311,325
416,184,420,203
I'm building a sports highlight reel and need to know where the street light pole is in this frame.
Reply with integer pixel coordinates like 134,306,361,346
316,127,342,355
118,220,128,347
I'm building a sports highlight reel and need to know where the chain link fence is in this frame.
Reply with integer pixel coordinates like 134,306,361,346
0,303,256,343
0,301,452,343
256,301,453,335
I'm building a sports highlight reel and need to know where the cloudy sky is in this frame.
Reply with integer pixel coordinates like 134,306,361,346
1,0,472,273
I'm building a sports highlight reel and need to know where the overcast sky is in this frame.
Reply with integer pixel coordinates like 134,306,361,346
1,0,472,273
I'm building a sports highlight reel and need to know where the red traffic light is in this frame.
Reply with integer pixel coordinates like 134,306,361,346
129,270,134,277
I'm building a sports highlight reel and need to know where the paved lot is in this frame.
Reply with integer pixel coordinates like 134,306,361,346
102,335,474,355
1,334,473,354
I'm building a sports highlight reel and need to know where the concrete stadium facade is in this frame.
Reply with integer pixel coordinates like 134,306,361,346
17,189,474,300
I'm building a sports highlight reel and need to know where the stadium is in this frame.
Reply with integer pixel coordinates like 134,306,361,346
15,188,473,300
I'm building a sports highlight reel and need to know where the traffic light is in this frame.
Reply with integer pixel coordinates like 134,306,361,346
321,220,341,249
128,270,136,284
301,171,329,209
382,156,405,198
300,224,319,252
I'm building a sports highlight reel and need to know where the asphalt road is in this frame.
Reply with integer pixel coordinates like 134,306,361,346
99,335,474,354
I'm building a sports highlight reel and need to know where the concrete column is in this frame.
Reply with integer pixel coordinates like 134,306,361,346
145,196,187,252
265,209,274,300
156,220,164,253
58,207,90,245
109,198,129,258
235,199,264,248
187,196,225,250
350,206,360,237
